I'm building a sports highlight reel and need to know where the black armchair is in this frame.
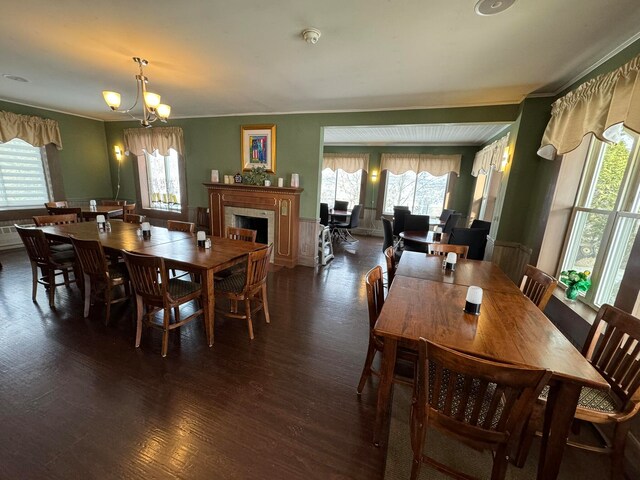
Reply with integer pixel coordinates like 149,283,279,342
333,204,362,243
320,203,330,227
404,214,430,232
392,206,411,238
442,212,461,234
448,227,489,260
470,219,491,230
382,217,394,252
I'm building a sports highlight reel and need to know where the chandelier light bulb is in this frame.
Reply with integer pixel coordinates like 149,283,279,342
102,91,121,110
144,92,161,110
156,104,171,119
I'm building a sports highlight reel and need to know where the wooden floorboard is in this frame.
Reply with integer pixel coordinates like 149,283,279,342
0,236,387,479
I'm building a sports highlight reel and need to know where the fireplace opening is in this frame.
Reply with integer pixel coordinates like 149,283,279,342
235,215,268,244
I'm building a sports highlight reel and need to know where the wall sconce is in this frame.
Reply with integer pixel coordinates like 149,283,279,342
371,170,378,182
500,147,510,172
114,145,123,162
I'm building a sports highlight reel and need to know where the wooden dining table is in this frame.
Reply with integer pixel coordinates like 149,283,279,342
398,230,447,245
38,220,263,346
79,205,123,220
373,262,608,480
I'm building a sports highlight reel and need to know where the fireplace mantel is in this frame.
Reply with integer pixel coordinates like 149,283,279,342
204,183,303,267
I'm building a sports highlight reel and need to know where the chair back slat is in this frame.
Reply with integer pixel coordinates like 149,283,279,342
244,244,272,293
70,237,109,279
365,265,385,330
519,265,557,311
418,339,551,449
167,220,195,233
226,226,257,243
33,214,78,226
428,243,469,259
583,305,640,404
16,226,51,264
123,213,145,224
47,207,82,218
384,246,396,286
123,251,166,302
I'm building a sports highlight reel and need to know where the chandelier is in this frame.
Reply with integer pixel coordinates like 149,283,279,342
102,57,171,127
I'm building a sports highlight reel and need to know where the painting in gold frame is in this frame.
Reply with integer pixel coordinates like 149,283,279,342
241,124,276,173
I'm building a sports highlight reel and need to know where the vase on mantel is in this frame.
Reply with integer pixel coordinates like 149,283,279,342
565,285,579,302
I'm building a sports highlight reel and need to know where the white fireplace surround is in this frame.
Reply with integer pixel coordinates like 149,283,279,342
225,206,275,260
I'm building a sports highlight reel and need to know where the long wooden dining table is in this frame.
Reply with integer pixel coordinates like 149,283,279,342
373,252,608,480
38,220,263,346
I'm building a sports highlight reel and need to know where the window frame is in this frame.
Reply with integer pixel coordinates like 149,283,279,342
557,129,640,308
132,149,189,221
320,167,366,211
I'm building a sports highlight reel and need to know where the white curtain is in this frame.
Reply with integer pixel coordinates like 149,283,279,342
124,126,185,156
538,53,640,160
322,153,369,173
472,133,509,176
380,153,461,176
0,111,62,149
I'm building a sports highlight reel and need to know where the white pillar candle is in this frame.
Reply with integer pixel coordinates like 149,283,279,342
211,169,219,182
291,173,299,187
278,178,284,188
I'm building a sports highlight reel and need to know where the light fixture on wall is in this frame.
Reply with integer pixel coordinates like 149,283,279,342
371,170,378,182
102,57,171,127
113,145,123,199
114,145,123,161
500,147,510,171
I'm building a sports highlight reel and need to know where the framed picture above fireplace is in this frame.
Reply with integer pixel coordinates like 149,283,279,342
241,124,276,173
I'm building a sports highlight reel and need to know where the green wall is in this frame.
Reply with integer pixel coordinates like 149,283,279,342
0,100,111,202
323,145,480,216
103,105,519,219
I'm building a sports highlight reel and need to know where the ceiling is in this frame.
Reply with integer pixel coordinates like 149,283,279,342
0,0,639,121
323,123,510,145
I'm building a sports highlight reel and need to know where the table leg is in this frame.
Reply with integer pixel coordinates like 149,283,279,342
373,337,397,447
201,268,215,346
537,381,581,480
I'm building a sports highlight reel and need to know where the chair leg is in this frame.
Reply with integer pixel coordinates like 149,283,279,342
134,295,143,348
245,298,254,340
48,269,56,308
83,274,91,318
490,444,510,480
104,285,112,326
31,262,38,301
513,404,543,468
611,421,631,480
62,268,70,287
262,283,270,324
161,308,170,357
410,402,427,480
356,339,377,394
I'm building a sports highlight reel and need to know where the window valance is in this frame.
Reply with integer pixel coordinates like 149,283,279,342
322,153,369,173
124,126,185,157
538,53,640,160
0,111,62,149
471,133,509,176
380,153,461,176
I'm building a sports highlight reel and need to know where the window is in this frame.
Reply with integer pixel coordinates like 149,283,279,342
320,168,363,209
382,171,449,217
560,127,640,306
143,148,181,212
0,138,52,208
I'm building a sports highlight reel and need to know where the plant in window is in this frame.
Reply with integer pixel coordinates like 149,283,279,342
242,166,269,185
559,270,591,301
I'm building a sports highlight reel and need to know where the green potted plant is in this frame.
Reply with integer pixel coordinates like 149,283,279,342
242,166,269,186
559,269,591,301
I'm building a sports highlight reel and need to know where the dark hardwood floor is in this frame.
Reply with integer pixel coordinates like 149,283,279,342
0,236,387,479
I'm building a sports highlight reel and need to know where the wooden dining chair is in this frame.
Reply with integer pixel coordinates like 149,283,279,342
70,237,130,325
167,220,195,233
357,265,417,394
519,264,557,311
45,200,68,208
225,226,257,242
16,225,78,308
123,213,145,224
47,206,82,220
33,213,79,254
411,338,551,480
214,244,272,340
196,206,210,234
427,243,469,259
101,199,126,206
384,246,397,287
122,251,205,357
516,304,640,479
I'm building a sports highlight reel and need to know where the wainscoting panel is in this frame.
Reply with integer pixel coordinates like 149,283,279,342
298,217,319,267
486,236,532,284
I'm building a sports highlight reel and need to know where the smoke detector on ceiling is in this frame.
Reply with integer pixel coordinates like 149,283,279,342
302,28,321,45
475,0,516,16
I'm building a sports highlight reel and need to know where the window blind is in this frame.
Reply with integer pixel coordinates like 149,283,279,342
0,138,50,208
